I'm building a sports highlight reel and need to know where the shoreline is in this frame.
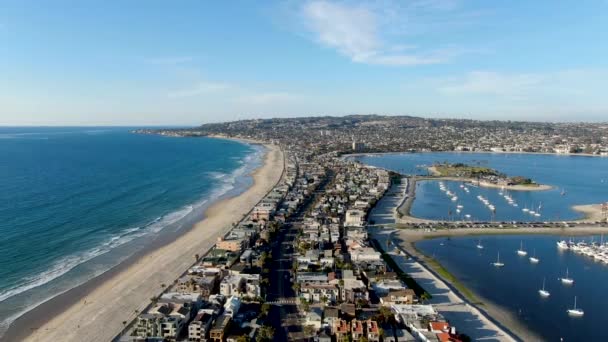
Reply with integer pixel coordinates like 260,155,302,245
344,150,608,159
395,226,608,341
427,166,552,191
371,228,522,341
2,139,284,342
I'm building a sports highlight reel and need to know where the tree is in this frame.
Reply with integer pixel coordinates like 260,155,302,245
260,303,271,317
303,325,316,337
256,326,275,342
236,335,250,342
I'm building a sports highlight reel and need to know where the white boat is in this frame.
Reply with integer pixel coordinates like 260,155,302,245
567,296,584,317
456,209,461,214
493,252,505,267
529,210,536,215
557,240,569,250
534,213,541,217
465,214,471,219
539,278,550,297
517,241,527,256
522,208,529,212
529,249,539,263
560,268,574,285
451,196,458,201
476,239,484,249
456,205,463,209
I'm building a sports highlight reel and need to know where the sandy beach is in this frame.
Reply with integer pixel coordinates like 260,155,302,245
427,166,552,191
573,203,608,222
4,142,284,342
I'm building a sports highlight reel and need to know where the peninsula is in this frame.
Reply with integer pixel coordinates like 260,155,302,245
428,162,551,191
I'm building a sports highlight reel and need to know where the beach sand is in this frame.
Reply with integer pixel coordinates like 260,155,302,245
573,204,608,222
5,143,284,342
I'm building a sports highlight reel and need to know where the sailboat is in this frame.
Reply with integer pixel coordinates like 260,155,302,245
517,241,527,256
529,249,539,263
476,239,484,249
493,252,505,267
539,278,550,297
560,268,574,285
567,296,584,316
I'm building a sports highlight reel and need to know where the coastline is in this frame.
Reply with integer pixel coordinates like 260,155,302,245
3,140,284,342
572,204,608,222
344,150,608,159
371,228,522,341
427,166,552,191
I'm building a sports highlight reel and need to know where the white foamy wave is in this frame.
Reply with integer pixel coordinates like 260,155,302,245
0,205,195,304
206,171,228,180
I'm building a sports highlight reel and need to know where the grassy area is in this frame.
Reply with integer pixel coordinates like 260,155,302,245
423,257,482,305
433,163,500,178
371,239,431,299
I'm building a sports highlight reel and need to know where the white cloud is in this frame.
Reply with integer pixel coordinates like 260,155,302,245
167,82,231,98
299,0,472,66
438,71,544,96
237,92,300,105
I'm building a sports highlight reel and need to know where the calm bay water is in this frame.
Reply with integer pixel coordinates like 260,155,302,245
0,127,261,335
353,152,608,221
417,235,608,341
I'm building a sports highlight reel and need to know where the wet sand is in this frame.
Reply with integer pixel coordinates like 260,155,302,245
3,142,284,342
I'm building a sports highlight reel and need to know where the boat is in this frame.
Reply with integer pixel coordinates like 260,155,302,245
517,241,527,256
465,214,471,219
539,278,550,297
493,252,505,267
529,249,539,263
567,296,584,317
561,189,567,196
557,240,569,250
456,209,461,214
456,205,463,209
522,207,529,213
476,239,484,249
560,268,574,285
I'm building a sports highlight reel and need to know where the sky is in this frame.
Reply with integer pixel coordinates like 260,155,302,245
1,0,607,125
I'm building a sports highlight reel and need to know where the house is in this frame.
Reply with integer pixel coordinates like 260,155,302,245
351,319,364,340
223,296,241,318
333,319,349,341
209,314,231,342
299,283,340,303
305,307,323,331
134,301,194,340
378,289,415,305
345,209,366,227
216,237,245,253
365,320,380,342
188,312,213,341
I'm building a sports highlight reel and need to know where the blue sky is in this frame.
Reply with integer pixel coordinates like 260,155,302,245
1,0,607,125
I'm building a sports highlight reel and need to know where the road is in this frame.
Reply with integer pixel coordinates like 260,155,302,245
267,169,334,341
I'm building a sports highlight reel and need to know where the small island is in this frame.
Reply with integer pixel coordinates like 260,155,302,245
428,162,552,191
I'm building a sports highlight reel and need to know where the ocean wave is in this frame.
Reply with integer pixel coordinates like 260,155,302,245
0,146,263,334
0,205,194,304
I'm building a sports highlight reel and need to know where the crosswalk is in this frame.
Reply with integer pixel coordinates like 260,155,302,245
266,299,297,305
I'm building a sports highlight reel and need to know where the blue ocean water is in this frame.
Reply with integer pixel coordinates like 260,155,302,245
353,153,608,221
417,235,608,341
0,127,262,335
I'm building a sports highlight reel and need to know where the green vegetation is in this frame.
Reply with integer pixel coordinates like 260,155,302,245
432,162,502,178
370,239,431,299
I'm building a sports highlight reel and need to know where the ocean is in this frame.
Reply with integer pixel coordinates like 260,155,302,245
417,235,608,341
0,127,262,336
352,152,608,221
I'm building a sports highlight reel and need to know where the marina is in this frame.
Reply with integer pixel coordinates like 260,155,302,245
354,152,608,222
416,234,606,341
